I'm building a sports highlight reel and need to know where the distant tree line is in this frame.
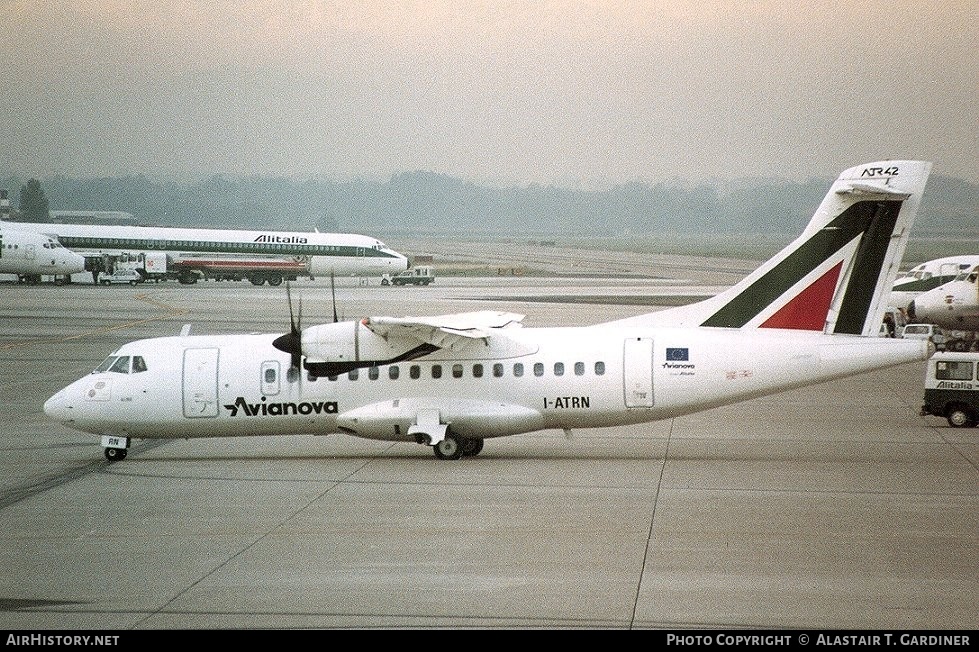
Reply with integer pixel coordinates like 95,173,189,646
2,170,975,238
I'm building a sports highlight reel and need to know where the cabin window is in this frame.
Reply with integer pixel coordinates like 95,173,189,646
348,368,359,381
513,363,524,377
410,365,420,379
554,362,564,377
452,364,463,379
432,365,443,379
473,364,484,378
935,361,974,381
574,362,585,376
132,356,147,373
493,363,504,378
389,366,400,380
594,361,605,376
264,368,277,384
109,356,131,374
534,362,544,377
368,366,379,380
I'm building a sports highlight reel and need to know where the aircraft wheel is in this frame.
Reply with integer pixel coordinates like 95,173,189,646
104,447,127,461
946,406,976,428
433,435,463,460
381,278,390,286
460,437,484,457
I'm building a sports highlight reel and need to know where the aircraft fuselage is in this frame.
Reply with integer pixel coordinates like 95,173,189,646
44,326,926,443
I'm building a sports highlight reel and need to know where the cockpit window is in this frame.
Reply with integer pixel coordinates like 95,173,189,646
93,356,118,373
93,355,135,374
109,356,131,374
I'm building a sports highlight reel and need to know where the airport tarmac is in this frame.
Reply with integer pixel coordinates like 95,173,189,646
0,268,976,630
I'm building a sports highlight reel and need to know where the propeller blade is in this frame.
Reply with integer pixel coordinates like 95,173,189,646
274,282,303,370
331,270,339,323
286,282,297,333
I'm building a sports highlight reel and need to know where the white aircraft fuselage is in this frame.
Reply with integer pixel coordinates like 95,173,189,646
0,226,86,277
42,160,938,460
888,256,979,310
909,265,979,332
4,221,409,279
45,326,925,442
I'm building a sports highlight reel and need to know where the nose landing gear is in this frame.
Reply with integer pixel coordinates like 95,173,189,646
101,435,130,461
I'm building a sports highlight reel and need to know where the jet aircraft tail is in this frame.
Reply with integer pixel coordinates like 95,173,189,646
609,160,932,335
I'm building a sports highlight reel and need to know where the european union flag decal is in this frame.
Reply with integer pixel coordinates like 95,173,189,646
666,347,689,361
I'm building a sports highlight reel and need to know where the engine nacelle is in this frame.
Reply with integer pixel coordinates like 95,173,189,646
302,320,417,367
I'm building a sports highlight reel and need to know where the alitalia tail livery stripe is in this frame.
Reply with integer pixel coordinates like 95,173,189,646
700,201,902,332
43,161,935,461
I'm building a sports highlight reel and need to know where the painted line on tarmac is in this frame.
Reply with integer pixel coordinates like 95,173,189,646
0,293,188,350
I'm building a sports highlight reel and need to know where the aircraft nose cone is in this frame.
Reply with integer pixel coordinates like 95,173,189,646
44,389,72,423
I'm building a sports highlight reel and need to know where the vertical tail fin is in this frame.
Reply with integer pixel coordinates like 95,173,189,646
609,161,932,336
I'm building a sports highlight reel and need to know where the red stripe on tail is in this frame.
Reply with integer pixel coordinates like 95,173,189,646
760,261,843,330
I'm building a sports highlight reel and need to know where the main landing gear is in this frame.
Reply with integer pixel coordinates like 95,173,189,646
432,434,484,460
406,409,484,460
101,435,130,461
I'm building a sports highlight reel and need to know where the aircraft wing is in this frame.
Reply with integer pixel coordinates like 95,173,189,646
363,311,525,351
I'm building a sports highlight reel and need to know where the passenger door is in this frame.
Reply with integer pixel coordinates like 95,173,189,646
183,348,219,418
623,337,654,408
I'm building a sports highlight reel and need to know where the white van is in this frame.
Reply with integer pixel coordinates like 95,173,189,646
919,352,979,427
99,269,143,286
902,323,947,350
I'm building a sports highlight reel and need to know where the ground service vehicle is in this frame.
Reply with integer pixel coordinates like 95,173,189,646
381,266,435,286
99,269,143,286
920,352,979,427
901,323,946,351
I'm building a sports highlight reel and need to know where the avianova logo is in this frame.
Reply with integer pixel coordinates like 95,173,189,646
254,235,308,244
224,396,338,417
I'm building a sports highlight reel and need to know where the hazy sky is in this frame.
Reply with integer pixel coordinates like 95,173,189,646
1,1,976,188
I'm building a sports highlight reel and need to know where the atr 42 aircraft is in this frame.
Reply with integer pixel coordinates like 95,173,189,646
46,161,933,461
0,224,86,282
908,264,979,333
4,221,408,285
888,256,979,310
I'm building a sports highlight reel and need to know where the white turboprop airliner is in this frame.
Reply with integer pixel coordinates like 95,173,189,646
45,161,933,461
888,255,979,310
0,224,86,281
4,221,409,285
